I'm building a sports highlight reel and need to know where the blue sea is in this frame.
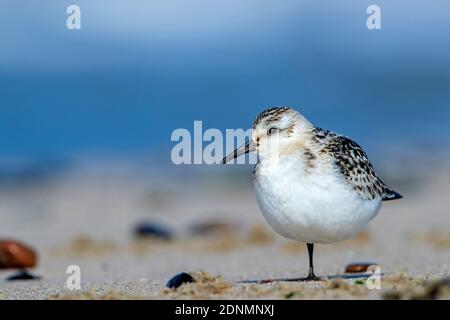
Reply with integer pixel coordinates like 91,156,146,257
0,1,449,168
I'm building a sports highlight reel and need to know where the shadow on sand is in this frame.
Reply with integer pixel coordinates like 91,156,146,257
238,273,373,284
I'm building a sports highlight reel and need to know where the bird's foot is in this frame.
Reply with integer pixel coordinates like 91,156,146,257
299,273,321,282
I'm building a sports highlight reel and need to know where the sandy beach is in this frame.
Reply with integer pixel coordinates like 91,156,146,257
1,0,449,304
0,157,449,300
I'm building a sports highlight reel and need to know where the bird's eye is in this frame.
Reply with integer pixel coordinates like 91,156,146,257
267,127,279,135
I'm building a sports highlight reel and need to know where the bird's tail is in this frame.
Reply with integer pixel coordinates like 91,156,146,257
382,187,403,201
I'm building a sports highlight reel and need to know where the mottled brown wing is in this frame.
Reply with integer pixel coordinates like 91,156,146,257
315,128,402,201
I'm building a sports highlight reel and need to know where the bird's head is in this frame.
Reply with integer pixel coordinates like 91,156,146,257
223,107,313,164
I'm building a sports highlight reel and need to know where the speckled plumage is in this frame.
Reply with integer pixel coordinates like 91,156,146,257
311,127,402,201
252,106,291,128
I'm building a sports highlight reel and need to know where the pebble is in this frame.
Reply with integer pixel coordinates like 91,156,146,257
134,222,173,240
6,270,41,281
345,262,378,273
166,272,195,289
258,279,273,284
0,240,37,269
189,220,237,236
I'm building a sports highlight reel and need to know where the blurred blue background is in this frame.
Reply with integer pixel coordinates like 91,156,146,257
0,0,449,167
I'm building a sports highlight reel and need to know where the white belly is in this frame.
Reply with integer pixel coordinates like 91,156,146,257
253,155,381,244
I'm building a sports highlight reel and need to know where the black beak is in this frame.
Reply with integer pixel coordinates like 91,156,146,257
222,140,256,164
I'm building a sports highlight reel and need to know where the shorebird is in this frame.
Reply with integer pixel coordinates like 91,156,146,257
222,107,402,281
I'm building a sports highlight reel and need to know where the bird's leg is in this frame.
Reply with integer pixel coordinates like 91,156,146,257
302,243,320,281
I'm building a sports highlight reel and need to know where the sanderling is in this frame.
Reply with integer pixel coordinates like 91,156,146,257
222,107,402,281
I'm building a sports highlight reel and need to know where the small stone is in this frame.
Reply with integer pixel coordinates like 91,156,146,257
345,262,377,273
189,220,237,236
134,222,173,240
6,270,41,281
258,279,273,284
0,240,37,269
166,272,195,289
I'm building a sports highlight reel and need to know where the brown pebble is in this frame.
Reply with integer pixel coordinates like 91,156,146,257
0,240,37,269
258,279,273,284
345,262,377,273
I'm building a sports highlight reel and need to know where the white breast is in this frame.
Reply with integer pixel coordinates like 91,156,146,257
253,153,382,244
